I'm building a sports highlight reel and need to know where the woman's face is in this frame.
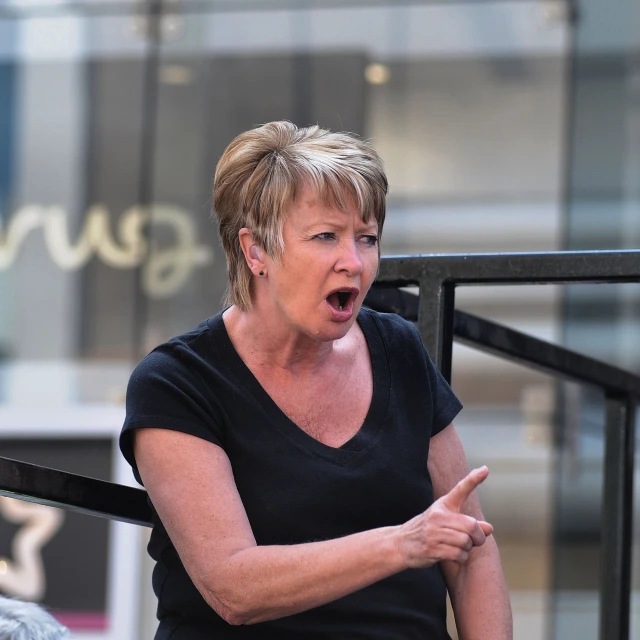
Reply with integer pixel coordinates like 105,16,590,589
263,185,380,342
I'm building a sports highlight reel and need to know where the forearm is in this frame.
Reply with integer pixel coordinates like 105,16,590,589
198,526,404,625
443,538,512,640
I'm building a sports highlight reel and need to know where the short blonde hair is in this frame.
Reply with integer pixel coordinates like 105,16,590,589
213,121,388,311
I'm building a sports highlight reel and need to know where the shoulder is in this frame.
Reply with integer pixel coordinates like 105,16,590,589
359,306,424,351
130,314,220,382
360,306,446,383
121,314,228,477
125,314,228,412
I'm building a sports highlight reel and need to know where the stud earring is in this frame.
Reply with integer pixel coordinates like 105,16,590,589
259,271,264,276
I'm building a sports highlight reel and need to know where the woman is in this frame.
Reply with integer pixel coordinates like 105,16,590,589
120,121,512,639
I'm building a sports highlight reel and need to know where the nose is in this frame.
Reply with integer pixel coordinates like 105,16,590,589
335,237,363,275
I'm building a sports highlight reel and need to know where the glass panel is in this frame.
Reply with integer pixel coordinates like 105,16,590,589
562,0,640,637
0,1,574,639
452,344,559,640
550,382,604,640
147,4,568,638
0,5,146,639
146,0,568,345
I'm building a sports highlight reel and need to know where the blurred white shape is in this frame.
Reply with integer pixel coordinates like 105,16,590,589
0,204,213,298
383,202,562,251
200,2,566,59
521,384,555,445
5,0,66,6
0,402,125,433
5,361,77,405
18,16,85,61
2,2,569,61
159,64,194,85
125,0,184,44
539,0,570,26
0,497,65,601
365,63,391,85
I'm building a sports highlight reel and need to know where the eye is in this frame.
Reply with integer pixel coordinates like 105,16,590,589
314,232,336,241
361,234,378,246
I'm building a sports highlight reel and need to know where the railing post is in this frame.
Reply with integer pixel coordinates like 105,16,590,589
599,395,636,640
417,279,455,382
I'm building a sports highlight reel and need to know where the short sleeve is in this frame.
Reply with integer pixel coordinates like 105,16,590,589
119,344,225,485
422,346,463,436
399,316,462,436
364,308,463,439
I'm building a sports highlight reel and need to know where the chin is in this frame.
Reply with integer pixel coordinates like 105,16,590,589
294,305,359,341
321,318,357,341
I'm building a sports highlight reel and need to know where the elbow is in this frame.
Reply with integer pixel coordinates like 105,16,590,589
206,592,250,626
198,553,273,626
216,602,266,626
219,607,250,626
203,585,261,626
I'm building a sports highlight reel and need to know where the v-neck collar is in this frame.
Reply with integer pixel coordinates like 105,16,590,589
209,307,390,466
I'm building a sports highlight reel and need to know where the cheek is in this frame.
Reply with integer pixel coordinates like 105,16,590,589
365,252,380,275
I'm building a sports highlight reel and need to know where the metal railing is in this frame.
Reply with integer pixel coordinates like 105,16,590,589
0,249,638,640
368,249,640,640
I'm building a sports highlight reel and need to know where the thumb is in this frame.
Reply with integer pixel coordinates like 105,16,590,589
479,520,493,537
441,466,489,512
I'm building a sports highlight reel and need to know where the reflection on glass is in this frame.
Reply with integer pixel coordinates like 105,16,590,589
561,0,640,637
0,498,65,602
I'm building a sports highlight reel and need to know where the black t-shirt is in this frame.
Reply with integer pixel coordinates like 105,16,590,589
120,307,463,640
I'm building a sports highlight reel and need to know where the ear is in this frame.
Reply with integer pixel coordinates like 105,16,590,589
239,228,265,276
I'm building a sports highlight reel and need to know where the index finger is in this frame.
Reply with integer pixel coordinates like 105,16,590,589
441,466,489,512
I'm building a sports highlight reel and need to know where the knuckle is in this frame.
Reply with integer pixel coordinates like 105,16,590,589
427,509,445,526
455,549,469,564
464,517,482,536
475,534,487,547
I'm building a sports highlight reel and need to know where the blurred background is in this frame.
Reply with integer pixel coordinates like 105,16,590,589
0,0,638,638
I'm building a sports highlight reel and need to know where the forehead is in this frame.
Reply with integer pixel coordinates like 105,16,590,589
287,183,375,229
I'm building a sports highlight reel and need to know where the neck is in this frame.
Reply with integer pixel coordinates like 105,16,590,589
223,305,338,374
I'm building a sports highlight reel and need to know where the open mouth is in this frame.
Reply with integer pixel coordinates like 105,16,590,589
327,290,355,312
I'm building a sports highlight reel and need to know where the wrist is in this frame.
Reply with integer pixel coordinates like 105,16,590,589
385,525,409,572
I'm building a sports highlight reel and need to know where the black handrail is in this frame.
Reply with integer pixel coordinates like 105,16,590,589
365,287,640,397
372,250,639,640
0,456,152,527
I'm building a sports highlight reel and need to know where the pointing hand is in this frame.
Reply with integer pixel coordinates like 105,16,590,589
395,466,493,569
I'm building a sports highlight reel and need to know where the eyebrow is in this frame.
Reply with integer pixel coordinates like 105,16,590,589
302,219,378,234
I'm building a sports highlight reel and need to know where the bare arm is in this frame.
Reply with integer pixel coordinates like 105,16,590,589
135,427,492,626
135,428,405,625
429,424,513,640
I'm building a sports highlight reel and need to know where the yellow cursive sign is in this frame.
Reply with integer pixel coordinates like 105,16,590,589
0,204,214,298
